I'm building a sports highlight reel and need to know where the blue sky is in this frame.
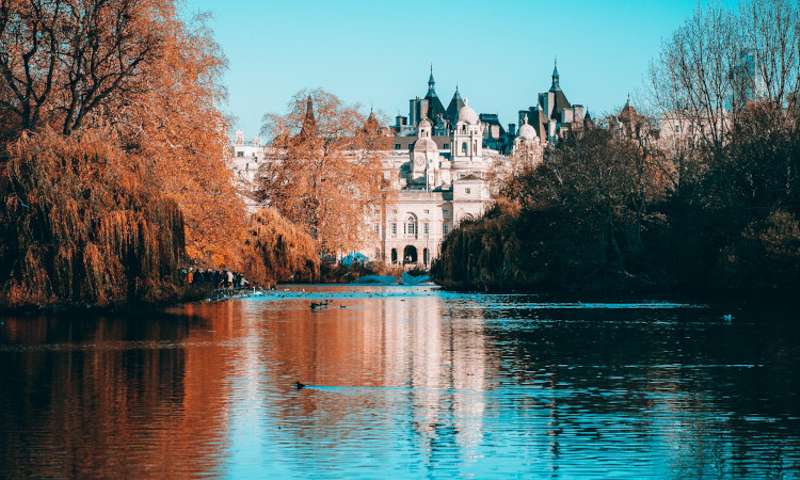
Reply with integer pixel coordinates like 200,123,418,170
183,0,736,137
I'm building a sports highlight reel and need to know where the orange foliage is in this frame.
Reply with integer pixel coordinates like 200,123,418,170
1,129,184,307
259,89,390,255
0,1,294,306
242,207,320,287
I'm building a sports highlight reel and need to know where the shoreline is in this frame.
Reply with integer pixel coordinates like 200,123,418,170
2,280,793,316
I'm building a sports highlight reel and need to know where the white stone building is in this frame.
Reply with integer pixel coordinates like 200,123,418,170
229,74,546,269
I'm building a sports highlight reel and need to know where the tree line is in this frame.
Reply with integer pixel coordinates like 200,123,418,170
433,0,800,299
0,0,318,308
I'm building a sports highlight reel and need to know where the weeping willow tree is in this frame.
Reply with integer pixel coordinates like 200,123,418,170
243,208,320,287
1,130,184,306
0,1,251,307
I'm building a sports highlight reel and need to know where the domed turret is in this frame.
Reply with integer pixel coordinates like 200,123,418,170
518,114,537,141
458,99,479,125
415,116,437,152
418,117,432,133
414,136,438,152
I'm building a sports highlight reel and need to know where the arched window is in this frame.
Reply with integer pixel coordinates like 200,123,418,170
391,248,398,264
461,142,468,155
423,248,430,266
405,214,417,238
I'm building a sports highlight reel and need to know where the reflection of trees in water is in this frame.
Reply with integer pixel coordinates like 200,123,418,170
0,305,240,479
258,293,500,467
2,296,798,477
482,306,800,477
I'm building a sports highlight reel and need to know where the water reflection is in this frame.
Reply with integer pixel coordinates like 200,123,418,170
1,286,799,479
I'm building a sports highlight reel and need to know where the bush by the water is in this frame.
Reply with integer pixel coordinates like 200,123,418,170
0,1,321,308
243,208,320,287
0,131,185,307
434,0,800,298
433,103,800,297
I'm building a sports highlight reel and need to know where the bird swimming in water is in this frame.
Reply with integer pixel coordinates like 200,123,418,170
310,300,332,310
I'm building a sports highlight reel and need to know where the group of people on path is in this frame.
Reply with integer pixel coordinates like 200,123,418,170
180,268,249,290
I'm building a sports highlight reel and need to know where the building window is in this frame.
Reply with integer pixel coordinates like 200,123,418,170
405,215,417,238
424,209,430,214
461,142,468,155
443,223,449,235
391,223,397,236
443,143,449,149
465,188,471,194
236,151,244,158
395,144,401,149
423,248,430,266
391,248,398,264
424,223,429,236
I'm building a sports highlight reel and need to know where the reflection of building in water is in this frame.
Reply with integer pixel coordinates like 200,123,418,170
258,289,498,461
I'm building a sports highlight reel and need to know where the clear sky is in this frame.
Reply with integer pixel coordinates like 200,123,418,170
182,0,736,137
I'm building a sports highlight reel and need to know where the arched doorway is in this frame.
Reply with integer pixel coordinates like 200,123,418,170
390,248,398,264
403,245,417,265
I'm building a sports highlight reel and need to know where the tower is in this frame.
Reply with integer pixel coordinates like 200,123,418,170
550,58,561,92
452,98,483,162
427,64,437,97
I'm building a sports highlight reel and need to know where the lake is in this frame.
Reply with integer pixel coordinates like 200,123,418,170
1,285,799,479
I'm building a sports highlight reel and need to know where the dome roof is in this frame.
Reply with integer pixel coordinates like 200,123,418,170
458,99,479,125
518,115,537,140
414,136,438,152
418,117,432,131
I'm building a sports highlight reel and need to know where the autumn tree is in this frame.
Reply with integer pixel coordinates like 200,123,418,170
646,0,800,293
649,0,799,154
0,1,251,306
0,0,169,136
257,89,390,256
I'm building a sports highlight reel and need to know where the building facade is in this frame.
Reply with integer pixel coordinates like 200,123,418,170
229,69,556,268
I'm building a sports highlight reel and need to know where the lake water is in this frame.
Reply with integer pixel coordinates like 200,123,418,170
1,285,799,479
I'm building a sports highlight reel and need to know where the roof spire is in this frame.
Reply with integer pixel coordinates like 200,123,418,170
551,57,561,91
427,64,436,96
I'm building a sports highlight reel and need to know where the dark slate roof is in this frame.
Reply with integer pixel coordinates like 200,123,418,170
550,89,572,121
421,67,447,123
424,94,446,123
445,87,465,126
478,113,507,137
